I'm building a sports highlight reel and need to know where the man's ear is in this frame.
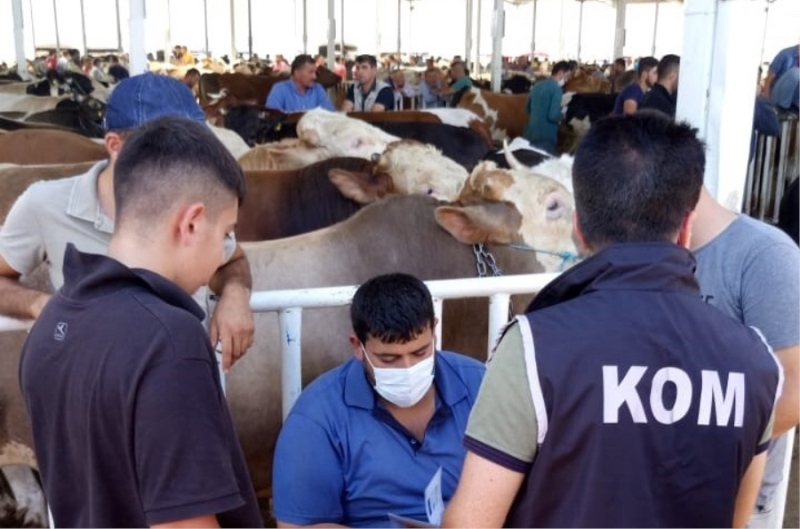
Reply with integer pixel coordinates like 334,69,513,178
572,211,591,254
350,334,364,360
175,202,207,245
104,132,124,162
677,210,696,249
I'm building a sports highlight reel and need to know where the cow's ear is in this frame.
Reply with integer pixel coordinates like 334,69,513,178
435,202,522,245
329,169,394,204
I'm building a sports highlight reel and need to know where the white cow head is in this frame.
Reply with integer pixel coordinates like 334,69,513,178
503,141,574,194
378,140,469,201
296,108,399,158
436,161,578,272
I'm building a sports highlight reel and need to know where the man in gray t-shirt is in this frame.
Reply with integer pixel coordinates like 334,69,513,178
692,187,799,528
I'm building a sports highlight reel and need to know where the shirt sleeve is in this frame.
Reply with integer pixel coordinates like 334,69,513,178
272,412,345,525
266,83,284,110
375,87,396,110
134,352,245,525
548,85,563,123
0,184,47,275
740,240,800,350
464,323,538,473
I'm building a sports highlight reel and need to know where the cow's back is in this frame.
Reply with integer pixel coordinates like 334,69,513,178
0,130,106,165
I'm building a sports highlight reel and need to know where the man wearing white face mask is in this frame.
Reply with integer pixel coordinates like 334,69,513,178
523,60,570,155
272,273,485,528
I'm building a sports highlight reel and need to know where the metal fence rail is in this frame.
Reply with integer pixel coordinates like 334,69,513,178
745,111,799,223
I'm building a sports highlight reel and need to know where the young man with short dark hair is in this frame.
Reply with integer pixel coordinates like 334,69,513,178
639,54,680,117
443,112,782,528
272,273,485,528
523,60,571,154
342,54,395,112
265,54,335,112
20,117,263,528
613,56,658,115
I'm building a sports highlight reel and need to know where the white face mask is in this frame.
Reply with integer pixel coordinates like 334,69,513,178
557,78,566,87
362,345,435,408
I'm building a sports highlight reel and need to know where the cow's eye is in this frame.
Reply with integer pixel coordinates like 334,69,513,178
427,188,434,195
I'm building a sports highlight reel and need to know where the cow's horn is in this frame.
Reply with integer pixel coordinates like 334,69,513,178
503,139,526,171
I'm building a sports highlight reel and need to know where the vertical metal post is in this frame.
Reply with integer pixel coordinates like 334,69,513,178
531,0,537,59
475,0,482,75
52,0,61,54
614,0,626,59
397,0,402,58
11,0,29,80
465,0,473,71
303,0,308,54
165,0,172,59
433,298,443,349
490,0,503,92
376,0,381,55
341,0,345,60
203,0,210,57
79,0,88,55
129,0,147,74
248,0,253,57
327,0,336,70
577,0,585,63
487,293,510,359
652,0,660,57
115,0,123,52
280,308,303,420
230,0,237,62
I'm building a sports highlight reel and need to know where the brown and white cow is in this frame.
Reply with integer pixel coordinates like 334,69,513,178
456,88,528,141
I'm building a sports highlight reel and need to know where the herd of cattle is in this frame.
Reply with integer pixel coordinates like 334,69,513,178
0,65,620,525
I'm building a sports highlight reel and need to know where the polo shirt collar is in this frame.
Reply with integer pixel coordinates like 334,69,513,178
61,244,205,320
66,160,114,234
343,352,469,410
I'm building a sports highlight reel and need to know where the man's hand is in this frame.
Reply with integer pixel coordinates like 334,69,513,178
208,283,254,373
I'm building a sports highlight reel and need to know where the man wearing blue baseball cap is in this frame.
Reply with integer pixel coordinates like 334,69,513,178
0,73,255,371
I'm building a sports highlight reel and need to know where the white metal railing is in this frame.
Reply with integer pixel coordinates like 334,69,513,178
744,112,799,223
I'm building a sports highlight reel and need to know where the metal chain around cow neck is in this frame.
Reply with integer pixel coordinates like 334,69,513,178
472,244,503,278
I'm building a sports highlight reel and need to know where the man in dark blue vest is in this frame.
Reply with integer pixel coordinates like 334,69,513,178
443,112,783,528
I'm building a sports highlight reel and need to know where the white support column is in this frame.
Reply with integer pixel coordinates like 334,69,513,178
79,0,88,55
490,0,504,92
52,0,61,54
465,0,473,71
128,0,147,74
230,0,237,62
115,0,123,52
11,0,30,80
163,0,171,61
531,0,538,59
376,0,381,55
558,0,568,60
397,0,402,57
28,0,37,54
475,0,482,75
340,0,345,61
203,0,210,56
676,0,768,208
280,308,303,419
614,0,626,59
247,0,253,57
652,0,660,57
577,0,585,63
303,0,308,54
327,0,336,70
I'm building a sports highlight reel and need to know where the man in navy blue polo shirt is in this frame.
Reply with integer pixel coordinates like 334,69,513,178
443,113,783,528
272,273,485,528
266,54,335,112
20,117,262,528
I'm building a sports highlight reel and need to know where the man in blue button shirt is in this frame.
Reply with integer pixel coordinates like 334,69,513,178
265,54,335,113
273,273,485,528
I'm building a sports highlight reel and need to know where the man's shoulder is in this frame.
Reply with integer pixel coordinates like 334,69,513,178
437,351,486,392
129,290,209,354
715,215,798,257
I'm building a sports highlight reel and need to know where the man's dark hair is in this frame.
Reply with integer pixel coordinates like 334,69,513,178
657,54,680,81
109,55,119,64
355,54,378,68
185,67,200,77
552,61,571,76
351,273,435,344
572,112,705,248
637,56,658,76
114,116,246,229
291,54,315,74
614,57,626,69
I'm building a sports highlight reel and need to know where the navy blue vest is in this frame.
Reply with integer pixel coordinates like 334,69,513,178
506,243,781,528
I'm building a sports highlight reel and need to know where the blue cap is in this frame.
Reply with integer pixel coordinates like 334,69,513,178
103,72,206,131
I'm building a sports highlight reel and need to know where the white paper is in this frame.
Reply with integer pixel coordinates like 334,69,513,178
424,467,444,526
